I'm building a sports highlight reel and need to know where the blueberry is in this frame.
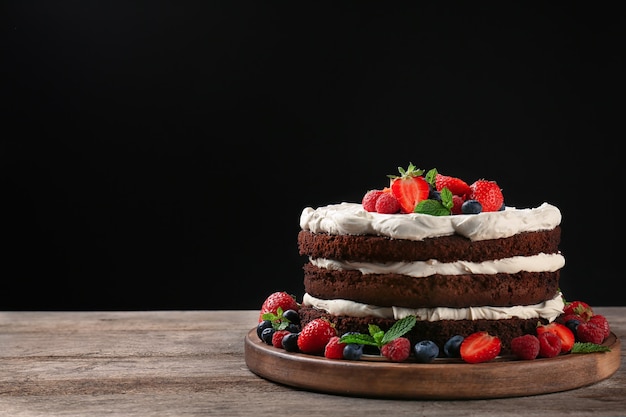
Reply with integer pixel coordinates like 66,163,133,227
285,323,300,333
565,319,581,334
282,332,300,352
343,344,364,360
282,309,300,325
413,340,439,363
261,327,275,345
443,335,464,358
461,199,482,214
256,320,273,340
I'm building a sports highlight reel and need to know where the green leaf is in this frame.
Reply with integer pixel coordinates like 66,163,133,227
339,333,378,347
424,168,438,186
381,315,417,345
414,199,451,216
571,342,611,353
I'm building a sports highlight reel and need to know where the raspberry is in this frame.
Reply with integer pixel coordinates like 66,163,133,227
451,195,465,215
381,337,411,362
271,330,291,349
375,192,401,214
510,334,540,360
588,315,610,339
577,322,605,344
362,189,384,212
538,331,561,358
324,336,346,359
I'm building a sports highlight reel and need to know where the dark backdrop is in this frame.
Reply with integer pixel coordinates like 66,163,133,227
4,3,624,310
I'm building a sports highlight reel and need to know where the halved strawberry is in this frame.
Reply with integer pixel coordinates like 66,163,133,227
468,179,504,212
563,300,594,322
388,163,430,214
460,331,501,364
435,173,471,197
536,322,575,353
259,291,299,322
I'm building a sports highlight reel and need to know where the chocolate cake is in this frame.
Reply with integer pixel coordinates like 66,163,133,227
296,166,565,355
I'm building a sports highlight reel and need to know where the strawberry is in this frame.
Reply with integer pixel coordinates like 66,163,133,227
460,331,501,364
556,313,584,325
271,330,291,349
297,318,337,355
259,291,299,322
510,334,540,360
380,337,411,362
563,300,594,322
536,322,575,353
388,163,430,214
576,321,605,344
435,173,471,197
362,189,384,212
375,192,401,214
589,314,610,338
538,331,561,358
468,179,504,212
324,336,346,359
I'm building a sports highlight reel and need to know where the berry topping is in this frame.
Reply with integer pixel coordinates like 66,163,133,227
538,331,562,358
362,189,385,212
324,336,347,359
443,335,464,358
510,334,540,360
563,300,594,322
343,343,364,360
413,340,440,363
381,337,411,362
387,163,430,213
461,199,482,214
272,330,291,349
282,332,300,352
259,291,299,322
468,179,504,212
435,173,471,197
297,318,337,355
460,331,501,364
375,191,401,214
536,322,575,353
589,314,610,338
576,321,605,344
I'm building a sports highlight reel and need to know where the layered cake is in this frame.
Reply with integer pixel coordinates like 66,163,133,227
297,164,565,354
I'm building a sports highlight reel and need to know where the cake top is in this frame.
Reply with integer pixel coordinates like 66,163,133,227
300,163,562,241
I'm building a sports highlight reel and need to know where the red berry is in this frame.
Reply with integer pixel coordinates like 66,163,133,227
272,330,291,349
435,173,471,197
536,322,575,353
381,337,411,362
375,192,401,214
576,322,605,344
588,315,610,338
451,194,465,215
563,300,594,322
468,179,504,212
510,334,540,360
460,331,501,364
557,313,584,325
538,331,561,358
362,189,384,212
259,291,299,322
388,163,430,214
297,318,337,355
324,336,346,359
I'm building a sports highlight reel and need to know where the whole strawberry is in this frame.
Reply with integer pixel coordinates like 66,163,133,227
435,173,471,197
381,337,411,362
259,291,299,322
324,336,346,359
563,300,594,322
468,179,504,212
297,318,337,355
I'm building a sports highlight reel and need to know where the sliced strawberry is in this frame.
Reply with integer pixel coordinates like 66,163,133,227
435,174,471,197
563,300,594,322
536,322,575,353
460,331,501,364
468,179,504,212
388,163,429,214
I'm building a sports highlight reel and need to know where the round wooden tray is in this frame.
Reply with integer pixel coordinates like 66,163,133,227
244,328,621,399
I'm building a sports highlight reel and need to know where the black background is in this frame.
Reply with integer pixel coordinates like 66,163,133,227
3,2,624,310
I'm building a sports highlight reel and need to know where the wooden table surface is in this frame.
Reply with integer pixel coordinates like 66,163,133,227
1,308,624,417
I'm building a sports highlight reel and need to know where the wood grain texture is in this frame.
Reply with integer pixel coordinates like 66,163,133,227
0,308,624,416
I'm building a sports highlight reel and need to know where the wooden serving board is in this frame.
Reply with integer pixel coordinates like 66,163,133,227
244,329,621,400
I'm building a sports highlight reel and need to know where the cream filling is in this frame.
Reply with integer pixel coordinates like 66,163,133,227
302,292,565,322
309,253,565,277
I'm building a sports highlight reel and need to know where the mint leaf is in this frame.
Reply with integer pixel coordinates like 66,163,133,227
424,168,438,186
381,315,417,345
571,342,611,353
414,199,451,216
339,333,378,347
439,187,453,211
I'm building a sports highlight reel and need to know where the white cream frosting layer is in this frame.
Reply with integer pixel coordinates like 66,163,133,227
302,292,565,322
310,253,565,277
300,202,561,241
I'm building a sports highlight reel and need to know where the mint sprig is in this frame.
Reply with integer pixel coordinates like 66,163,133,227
571,342,611,354
261,307,291,331
339,315,417,349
